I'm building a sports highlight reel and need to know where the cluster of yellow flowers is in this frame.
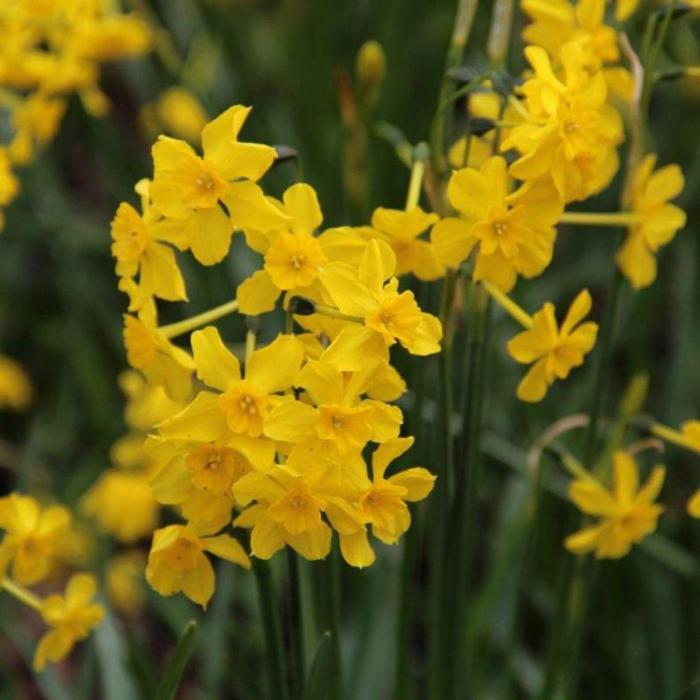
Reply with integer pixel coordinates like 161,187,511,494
0,493,103,670
0,0,151,229
111,105,440,606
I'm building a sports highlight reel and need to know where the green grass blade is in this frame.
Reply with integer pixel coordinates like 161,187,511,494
155,620,198,700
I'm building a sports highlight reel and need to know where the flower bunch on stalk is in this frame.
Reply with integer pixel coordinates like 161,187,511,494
111,105,440,607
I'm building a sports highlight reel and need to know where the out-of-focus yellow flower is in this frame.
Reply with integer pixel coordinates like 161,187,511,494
356,40,386,92
432,156,561,291
565,452,665,558
122,299,195,400
360,207,443,281
0,149,20,231
688,489,700,518
8,94,66,165
106,551,146,616
615,155,686,290
0,354,33,410
154,87,208,143
81,468,159,543
0,493,70,585
118,370,185,433
320,239,442,355
616,0,639,21
501,43,623,203
507,289,598,402
34,573,104,671
146,524,250,607
71,14,151,63
150,105,287,265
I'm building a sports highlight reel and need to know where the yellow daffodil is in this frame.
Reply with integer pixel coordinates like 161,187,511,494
150,105,288,265
118,370,186,433
122,299,195,400
146,524,250,607
157,327,304,443
616,0,639,21
521,0,633,101
507,289,598,401
152,87,208,143
8,93,66,165
357,437,436,545
106,551,147,617
501,43,623,203
360,206,443,281
565,451,665,558
0,493,70,585
616,155,686,289
319,239,442,355
236,183,366,314
148,433,272,535
0,148,20,230
34,573,104,671
111,180,189,310
0,354,32,410
432,156,561,291
688,489,700,518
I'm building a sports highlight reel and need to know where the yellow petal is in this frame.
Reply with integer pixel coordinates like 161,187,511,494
189,205,234,265
202,534,251,569
246,334,305,393
372,437,414,480
283,183,323,236
688,488,700,518
359,239,396,292
237,270,281,315
516,358,550,402
339,530,375,568
191,326,241,391
225,180,289,232
430,217,477,268
447,167,490,219
389,467,436,501
560,289,592,336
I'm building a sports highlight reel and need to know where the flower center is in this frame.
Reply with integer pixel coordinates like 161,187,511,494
563,120,578,134
239,395,258,414
196,174,215,191
380,311,393,326
290,253,306,270
492,220,508,236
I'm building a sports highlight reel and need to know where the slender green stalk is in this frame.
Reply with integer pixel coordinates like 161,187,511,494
446,284,491,699
287,551,305,700
560,212,637,227
1,577,42,611
159,299,239,339
427,270,457,700
394,513,418,700
253,560,289,700
326,552,343,700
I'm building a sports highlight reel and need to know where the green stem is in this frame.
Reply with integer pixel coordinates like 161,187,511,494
287,551,305,700
253,560,289,700
1,577,42,611
394,514,418,700
325,552,343,700
159,299,239,339
427,270,457,700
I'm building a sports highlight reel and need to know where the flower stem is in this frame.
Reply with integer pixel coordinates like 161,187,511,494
480,280,533,329
286,551,305,700
159,299,239,339
1,577,42,612
560,212,637,227
405,158,426,211
253,560,289,700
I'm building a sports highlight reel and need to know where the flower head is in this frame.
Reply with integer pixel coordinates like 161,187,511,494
34,573,104,671
616,155,686,289
565,451,665,559
507,289,598,401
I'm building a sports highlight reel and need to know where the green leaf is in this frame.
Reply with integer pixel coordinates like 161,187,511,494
94,610,139,700
303,631,333,700
154,620,198,700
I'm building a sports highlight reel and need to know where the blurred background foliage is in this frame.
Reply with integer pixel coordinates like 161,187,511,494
2,0,700,698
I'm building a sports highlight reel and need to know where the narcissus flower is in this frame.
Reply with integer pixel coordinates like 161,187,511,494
154,87,208,143
0,493,70,585
122,299,195,400
150,105,288,265
111,180,188,310
361,206,443,281
320,239,442,355
106,551,147,616
0,354,33,410
507,289,598,401
357,437,436,544
501,43,623,202
615,155,686,290
615,0,639,21
431,156,561,291
565,451,665,558
146,524,250,607
34,573,104,671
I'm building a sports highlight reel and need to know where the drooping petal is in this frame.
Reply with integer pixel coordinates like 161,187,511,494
236,270,281,315
202,534,251,569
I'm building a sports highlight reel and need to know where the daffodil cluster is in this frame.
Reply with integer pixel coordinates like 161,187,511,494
0,493,103,670
110,105,440,607
0,0,151,229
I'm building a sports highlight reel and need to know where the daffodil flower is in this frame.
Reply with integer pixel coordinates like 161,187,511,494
565,451,665,559
507,289,598,402
0,493,70,585
616,154,686,290
432,155,561,291
150,105,289,265
34,573,104,671
319,239,442,355
146,524,250,607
